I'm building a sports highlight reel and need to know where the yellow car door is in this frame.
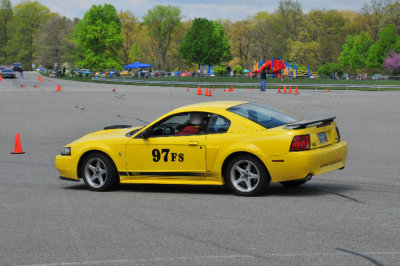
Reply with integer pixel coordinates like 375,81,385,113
125,134,207,180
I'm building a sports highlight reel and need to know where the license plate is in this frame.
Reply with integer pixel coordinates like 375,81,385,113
318,132,328,144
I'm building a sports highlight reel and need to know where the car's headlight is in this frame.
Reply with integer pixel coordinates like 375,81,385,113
61,147,71,156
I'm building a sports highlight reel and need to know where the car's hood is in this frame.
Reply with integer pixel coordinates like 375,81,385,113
75,126,143,142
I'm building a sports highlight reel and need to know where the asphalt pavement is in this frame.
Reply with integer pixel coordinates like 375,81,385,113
0,72,399,265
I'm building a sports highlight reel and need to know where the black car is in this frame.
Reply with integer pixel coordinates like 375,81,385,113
11,62,23,72
1,68,17,78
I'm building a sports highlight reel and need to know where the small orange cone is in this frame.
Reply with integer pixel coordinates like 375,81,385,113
0,76,2,81
187,86,189,92
283,86,287,94
230,86,233,92
20,84,24,87
11,133,25,154
56,85,61,91
208,88,212,96
277,86,281,93
288,86,292,94
326,88,331,92
39,76,43,82
295,86,299,95
250,88,253,92
197,87,203,95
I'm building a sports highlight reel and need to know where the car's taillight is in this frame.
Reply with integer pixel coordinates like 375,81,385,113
335,127,341,142
290,135,310,151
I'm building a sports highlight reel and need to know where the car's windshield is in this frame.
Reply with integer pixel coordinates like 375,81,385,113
228,103,300,129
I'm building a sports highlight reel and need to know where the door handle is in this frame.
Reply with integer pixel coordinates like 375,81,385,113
188,141,198,146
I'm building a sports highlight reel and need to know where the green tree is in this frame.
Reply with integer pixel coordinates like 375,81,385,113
317,62,343,78
75,4,123,70
274,0,303,58
366,24,400,69
34,14,75,68
179,18,232,67
0,0,13,61
228,20,253,68
118,10,140,66
339,31,373,72
143,5,181,70
7,0,50,69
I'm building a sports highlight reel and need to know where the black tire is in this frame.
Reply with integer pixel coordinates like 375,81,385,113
81,152,119,191
225,155,270,196
280,179,308,187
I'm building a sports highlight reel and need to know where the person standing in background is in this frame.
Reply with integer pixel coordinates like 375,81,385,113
259,68,266,91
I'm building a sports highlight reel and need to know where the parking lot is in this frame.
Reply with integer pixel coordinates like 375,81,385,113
1,71,399,265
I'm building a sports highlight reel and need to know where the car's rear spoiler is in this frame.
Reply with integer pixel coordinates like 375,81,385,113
284,116,336,129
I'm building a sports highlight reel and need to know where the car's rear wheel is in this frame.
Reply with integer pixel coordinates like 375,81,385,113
280,179,308,187
225,155,270,196
81,152,118,191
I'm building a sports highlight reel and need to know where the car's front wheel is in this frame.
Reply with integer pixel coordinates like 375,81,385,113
81,152,118,191
225,155,270,196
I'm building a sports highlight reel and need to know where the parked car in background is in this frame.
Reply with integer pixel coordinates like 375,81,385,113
154,70,167,77
180,71,192,77
371,74,388,80
11,62,23,72
0,66,9,74
1,68,17,78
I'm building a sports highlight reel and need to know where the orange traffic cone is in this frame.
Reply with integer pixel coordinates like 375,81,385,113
230,86,233,92
277,86,281,93
187,86,189,92
20,84,24,87
197,87,203,95
288,86,292,94
0,76,2,81
326,88,331,92
208,88,212,96
295,86,299,95
283,86,287,94
250,88,253,92
56,85,61,91
11,133,25,154
39,76,43,82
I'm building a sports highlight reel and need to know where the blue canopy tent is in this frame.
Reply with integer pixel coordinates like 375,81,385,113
123,62,153,69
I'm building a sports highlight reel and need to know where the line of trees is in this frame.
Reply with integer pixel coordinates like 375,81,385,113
0,0,399,74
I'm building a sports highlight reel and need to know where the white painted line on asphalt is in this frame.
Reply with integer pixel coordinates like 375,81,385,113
17,251,400,265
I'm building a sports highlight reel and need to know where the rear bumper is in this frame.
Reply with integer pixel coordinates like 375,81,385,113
55,155,79,181
268,141,347,182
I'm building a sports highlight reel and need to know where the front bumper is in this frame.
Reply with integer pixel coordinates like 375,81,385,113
55,155,79,181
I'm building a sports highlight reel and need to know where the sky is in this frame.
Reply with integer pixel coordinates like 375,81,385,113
10,0,369,20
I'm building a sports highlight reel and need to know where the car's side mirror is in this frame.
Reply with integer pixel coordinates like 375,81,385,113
142,129,152,139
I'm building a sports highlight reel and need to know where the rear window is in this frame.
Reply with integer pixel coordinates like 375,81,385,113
228,103,300,129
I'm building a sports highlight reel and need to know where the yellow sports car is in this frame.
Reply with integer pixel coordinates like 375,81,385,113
55,101,347,196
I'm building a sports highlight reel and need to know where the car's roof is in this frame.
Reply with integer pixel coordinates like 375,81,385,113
173,101,248,112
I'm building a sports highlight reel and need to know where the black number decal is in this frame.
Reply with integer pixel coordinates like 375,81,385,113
152,149,183,162
152,149,160,162
161,149,170,162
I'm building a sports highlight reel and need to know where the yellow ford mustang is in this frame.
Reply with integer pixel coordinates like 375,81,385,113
55,101,347,196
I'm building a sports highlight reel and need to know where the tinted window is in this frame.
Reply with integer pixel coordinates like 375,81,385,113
228,103,300,129
208,115,231,134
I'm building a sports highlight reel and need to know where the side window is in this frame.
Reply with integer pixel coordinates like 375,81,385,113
208,115,231,134
151,113,190,137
